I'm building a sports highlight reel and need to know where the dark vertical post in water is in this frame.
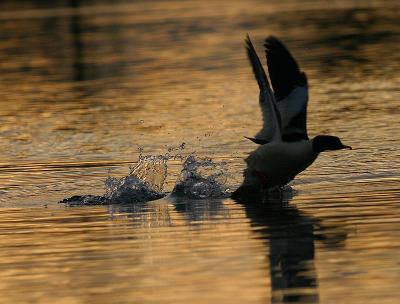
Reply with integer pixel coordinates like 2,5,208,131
69,0,84,81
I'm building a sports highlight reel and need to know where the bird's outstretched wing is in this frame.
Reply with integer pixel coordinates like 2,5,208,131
245,35,281,143
264,36,308,141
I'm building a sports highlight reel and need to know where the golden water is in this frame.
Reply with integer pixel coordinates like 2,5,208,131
0,0,399,303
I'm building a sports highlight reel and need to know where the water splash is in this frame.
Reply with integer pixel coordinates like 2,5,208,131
104,154,168,203
60,153,168,205
59,194,109,206
171,155,231,199
60,146,232,205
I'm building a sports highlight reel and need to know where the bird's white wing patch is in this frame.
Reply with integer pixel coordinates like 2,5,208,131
255,89,282,142
263,36,309,141
278,85,308,128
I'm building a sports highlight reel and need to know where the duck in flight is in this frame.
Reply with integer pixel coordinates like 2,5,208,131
242,35,351,190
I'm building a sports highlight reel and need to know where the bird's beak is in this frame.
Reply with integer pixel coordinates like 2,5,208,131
342,145,352,150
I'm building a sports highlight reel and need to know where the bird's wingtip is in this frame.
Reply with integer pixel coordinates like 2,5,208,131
244,136,269,145
264,36,282,49
245,34,252,46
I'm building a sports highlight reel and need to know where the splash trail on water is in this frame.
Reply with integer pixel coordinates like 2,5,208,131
172,155,231,199
60,148,232,205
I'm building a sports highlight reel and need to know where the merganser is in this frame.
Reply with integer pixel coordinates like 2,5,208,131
242,35,351,190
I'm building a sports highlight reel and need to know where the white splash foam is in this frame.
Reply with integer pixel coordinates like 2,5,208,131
60,146,232,205
171,155,231,199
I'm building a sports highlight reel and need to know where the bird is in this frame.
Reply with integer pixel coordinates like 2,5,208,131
241,35,351,191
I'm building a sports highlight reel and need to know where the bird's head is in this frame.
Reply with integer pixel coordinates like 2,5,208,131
312,135,352,152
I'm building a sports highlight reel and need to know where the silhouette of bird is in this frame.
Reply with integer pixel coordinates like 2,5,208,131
242,35,351,190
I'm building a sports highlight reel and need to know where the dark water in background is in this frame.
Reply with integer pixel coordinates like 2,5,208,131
0,0,399,303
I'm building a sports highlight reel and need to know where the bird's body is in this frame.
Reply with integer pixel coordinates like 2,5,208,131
241,35,350,191
244,140,317,189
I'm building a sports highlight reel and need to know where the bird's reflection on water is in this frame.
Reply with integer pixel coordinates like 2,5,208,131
107,195,226,228
232,189,347,303
107,189,347,303
171,195,226,223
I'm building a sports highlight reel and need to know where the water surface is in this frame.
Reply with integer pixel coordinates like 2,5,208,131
0,0,399,303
